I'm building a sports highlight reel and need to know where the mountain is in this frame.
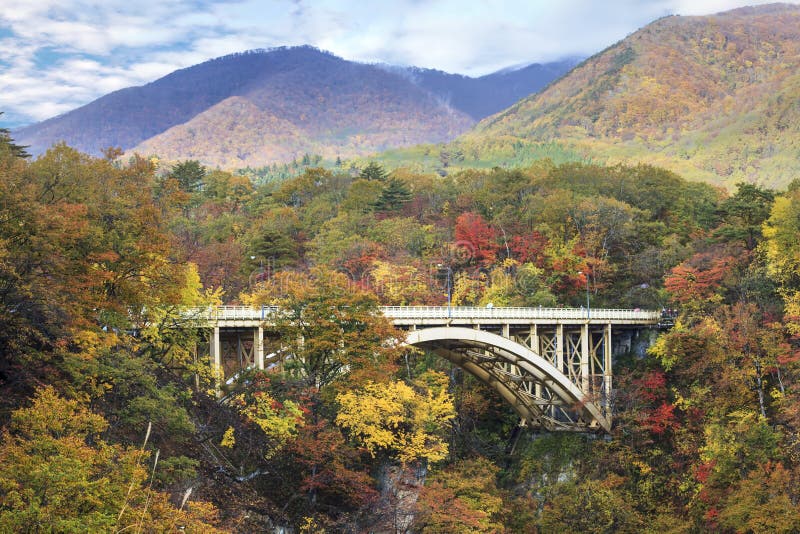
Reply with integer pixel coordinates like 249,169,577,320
464,3,800,188
14,46,573,168
391,58,579,120
129,47,476,169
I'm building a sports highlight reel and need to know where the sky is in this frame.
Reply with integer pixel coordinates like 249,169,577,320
0,0,795,128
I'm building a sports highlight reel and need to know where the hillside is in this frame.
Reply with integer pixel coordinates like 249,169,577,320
14,47,572,168
133,49,473,168
398,58,579,120
464,3,800,188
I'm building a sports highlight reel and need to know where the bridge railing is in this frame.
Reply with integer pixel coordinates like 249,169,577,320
380,306,660,321
188,305,661,323
185,306,279,321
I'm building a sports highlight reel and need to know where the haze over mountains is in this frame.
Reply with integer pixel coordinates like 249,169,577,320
464,3,800,188
14,47,575,168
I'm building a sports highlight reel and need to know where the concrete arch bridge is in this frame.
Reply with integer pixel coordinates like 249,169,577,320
189,306,662,433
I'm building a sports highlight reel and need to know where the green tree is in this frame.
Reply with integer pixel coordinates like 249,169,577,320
359,161,388,181
373,177,413,212
715,182,774,250
538,475,644,533
0,113,29,158
202,169,254,210
170,159,206,193
249,228,300,269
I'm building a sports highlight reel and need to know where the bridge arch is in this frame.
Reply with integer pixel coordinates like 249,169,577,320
405,327,611,432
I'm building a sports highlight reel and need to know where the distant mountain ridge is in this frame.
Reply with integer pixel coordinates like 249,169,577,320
463,3,800,188
386,58,579,120
14,46,574,168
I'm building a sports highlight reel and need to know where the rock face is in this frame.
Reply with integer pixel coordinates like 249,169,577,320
375,463,427,533
14,46,573,168
465,4,800,188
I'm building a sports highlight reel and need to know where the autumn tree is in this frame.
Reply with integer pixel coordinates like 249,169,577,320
480,260,557,307
763,186,800,332
276,420,380,526
688,410,783,527
414,458,507,533
718,462,800,533
0,144,197,365
370,260,435,305
335,371,455,465
243,267,400,390
509,231,549,267
238,268,412,529
454,211,499,266
226,376,305,458
0,387,224,532
664,252,734,316
569,196,642,291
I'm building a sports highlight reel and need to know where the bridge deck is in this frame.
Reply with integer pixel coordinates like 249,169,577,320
188,305,661,327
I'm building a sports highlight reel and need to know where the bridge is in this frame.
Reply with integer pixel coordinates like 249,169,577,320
187,306,662,433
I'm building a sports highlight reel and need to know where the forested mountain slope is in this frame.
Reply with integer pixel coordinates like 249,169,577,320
130,50,473,169
465,3,800,188
13,46,572,168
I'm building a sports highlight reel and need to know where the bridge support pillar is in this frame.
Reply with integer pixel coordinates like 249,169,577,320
211,326,221,385
556,324,564,372
581,324,590,393
604,323,613,417
255,326,264,370
528,325,543,399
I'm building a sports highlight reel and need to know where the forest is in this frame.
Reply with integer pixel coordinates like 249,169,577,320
2,127,800,532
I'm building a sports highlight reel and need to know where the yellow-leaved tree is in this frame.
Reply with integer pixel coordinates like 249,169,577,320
335,370,455,465
226,390,305,459
762,187,800,334
370,260,434,305
0,386,225,532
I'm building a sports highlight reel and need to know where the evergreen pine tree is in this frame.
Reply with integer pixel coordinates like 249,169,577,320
373,177,412,212
359,161,388,181
0,113,29,158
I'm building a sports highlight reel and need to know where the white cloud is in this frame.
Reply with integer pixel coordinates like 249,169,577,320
1,0,798,127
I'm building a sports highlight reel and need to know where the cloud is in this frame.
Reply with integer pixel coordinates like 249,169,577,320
1,0,798,128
